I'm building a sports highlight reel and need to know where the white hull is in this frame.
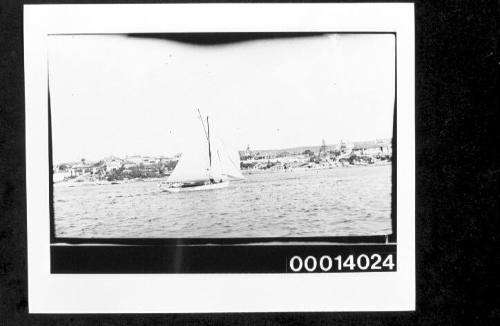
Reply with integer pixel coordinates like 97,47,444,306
161,180,229,193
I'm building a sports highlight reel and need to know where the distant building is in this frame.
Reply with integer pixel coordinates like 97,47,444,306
319,139,327,156
122,160,137,170
339,140,354,153
352,139,392,156
142,157,159,165
241,145,253,160
104,155,123,172
53,164,72,182
70,163,93,176
126,155,144,165
376,139,392,155
126,155,159,166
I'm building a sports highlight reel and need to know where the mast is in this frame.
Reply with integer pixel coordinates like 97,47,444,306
196,109,212,178
207,116,212,168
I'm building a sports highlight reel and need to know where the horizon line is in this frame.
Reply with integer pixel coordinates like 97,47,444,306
53,137,392,165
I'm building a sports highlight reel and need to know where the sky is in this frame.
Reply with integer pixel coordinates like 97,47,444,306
49,33,395,164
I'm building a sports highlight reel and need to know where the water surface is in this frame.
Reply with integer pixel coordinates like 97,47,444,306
54,165,392,238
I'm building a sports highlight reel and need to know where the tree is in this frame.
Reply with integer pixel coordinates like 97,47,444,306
165,160,178,171
91,160,104,167
348,153,360,165
58,164,69,171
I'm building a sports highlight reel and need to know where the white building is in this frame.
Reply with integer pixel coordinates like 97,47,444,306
104,156,123,172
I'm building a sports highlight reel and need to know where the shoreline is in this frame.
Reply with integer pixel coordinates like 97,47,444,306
54,162,391,187
242,161,391,175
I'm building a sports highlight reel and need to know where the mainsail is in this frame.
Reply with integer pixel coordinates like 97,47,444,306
167,142,210,183
167,111,245,184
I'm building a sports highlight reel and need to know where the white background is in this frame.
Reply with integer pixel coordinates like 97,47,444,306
24,3,415,313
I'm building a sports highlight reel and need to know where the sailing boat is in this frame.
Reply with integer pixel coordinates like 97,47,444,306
160,110,245,193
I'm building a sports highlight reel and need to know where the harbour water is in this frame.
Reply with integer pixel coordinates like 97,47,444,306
54,164,392,238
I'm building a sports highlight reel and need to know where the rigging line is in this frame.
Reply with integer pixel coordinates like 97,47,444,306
216,149,223,164
197,108,209,141
207,116,212,168
219,138,241,169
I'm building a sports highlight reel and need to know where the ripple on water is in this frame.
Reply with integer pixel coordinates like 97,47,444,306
54,165,392,238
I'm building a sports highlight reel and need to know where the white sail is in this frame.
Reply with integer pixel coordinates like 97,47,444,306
212,137,245,180
167,149,210,183
167,123,210,183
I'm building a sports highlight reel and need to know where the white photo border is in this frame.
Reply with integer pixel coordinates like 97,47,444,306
24,3,415,313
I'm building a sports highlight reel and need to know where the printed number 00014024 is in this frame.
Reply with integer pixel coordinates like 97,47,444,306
288,254,395,272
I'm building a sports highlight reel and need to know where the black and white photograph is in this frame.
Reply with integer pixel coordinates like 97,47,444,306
49,32,395,240
23,3,415,313
2,0,496,321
